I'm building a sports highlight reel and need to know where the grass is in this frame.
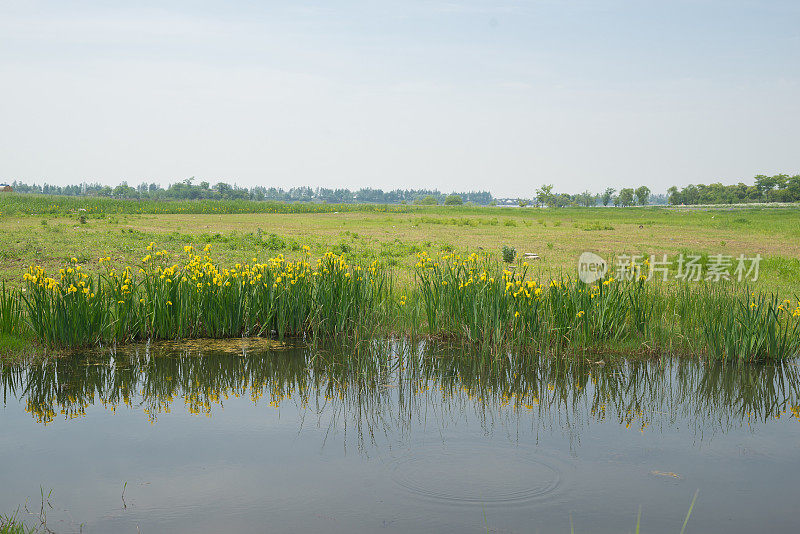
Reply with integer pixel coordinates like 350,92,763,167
0,192,410,217
0,512,34,534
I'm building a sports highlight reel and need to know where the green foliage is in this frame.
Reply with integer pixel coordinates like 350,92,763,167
0,511,34,534
635,186,651,206
668,174,800,205
19,250,391,347
700,289,800,362
444,194,463,206
413,216,498,227
502,246,516,263
618,188,635,207
263,233,286,250
414,253,800,359
602,187,616,206
574,221,615,231
0,193,412,217
0,283,21,335
414,195,439,205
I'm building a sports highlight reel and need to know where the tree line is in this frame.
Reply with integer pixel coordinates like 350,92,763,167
1,179,667,207
667,174,800,205
525,185,661,207
4,179,494,205
9,174,796,206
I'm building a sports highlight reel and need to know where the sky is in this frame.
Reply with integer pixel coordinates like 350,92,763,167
1,0,798,197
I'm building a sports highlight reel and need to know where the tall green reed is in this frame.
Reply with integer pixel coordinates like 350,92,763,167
413,251,800,361
19,247,392,348
0,282,21,335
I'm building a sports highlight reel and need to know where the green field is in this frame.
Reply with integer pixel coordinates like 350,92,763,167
1,193,799,294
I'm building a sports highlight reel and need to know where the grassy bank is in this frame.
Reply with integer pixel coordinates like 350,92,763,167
2,246,799,362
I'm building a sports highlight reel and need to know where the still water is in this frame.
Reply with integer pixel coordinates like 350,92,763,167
1,339,799,533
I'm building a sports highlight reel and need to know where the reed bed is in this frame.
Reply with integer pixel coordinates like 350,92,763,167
413,251,800,361
18,245,391,347
3,247,800,362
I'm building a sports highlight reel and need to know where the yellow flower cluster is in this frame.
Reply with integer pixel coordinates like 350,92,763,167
24,260,95,297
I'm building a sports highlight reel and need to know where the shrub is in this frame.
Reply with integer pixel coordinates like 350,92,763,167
502,246,516,263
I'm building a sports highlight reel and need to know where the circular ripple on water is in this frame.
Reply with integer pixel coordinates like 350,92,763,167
390,441,566,506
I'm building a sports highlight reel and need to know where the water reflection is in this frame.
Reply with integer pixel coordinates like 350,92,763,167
2,340,798,442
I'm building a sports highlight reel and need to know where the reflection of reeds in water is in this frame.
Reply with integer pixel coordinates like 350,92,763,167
2,342,798,442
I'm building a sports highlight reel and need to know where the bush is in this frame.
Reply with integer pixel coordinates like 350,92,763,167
264,233,286,250
502,245,516,263
414,195,438,205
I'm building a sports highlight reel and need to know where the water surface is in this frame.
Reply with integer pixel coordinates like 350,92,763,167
1,340,799,533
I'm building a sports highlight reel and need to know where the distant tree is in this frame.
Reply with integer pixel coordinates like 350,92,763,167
579,191,596,207
602,187,616,206
618,188,635,207
113,182,138,199
214,182,232,198
634,186,651,206
518,199,529,207
755,174,781,195
444,194,463,205
535,184,554,207
415,195,438,205
667,186,680,205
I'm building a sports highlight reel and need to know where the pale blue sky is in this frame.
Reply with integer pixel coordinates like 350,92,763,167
1,1,798,196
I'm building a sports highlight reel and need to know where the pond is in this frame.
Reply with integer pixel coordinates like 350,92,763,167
1,340,799,533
